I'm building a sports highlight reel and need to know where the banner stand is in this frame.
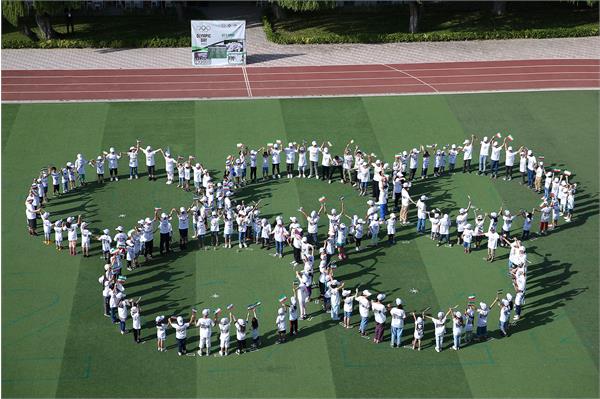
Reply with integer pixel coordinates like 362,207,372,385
191,20,246,67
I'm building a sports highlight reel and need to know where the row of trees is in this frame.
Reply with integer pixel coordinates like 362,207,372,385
2,1,75,40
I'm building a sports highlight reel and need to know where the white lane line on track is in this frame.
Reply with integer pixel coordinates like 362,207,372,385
382,64,439,93
3,62,598,79
4,78,599,94
242,66,253,97
4,71,598,86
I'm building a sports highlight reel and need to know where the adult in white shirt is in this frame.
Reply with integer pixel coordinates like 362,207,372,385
140,144,162,181
104,147,122,181
158,212,172,255
526,150,536,188
389,298,406,348
284,142,297,178
356,290,371,337
270,143,282,179
163,151,177,184
25,197,42,235
196,309,216,356
504,143,522,181
460,134,475,173
416,195,428,234
74,153,88,186
484,227,500,262
478,136,491,175
371,293,387,343
307,141,323,178
490,138,504,178
168,311,196,356
321,147,333,183
451,311,464,350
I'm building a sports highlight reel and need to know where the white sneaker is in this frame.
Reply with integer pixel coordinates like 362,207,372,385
277,174,281,179
239,244,243,249
452,346,458,350
135,175,139,179
128,177,133,180
435,347,441,352
315,175,319,179
115,177,119,181
243,243,248,248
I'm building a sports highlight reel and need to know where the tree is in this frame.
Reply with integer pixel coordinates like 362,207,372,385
2,0,78,40
270,0,336,19
1,0,37,40
408,1,423,34
492,1,506,16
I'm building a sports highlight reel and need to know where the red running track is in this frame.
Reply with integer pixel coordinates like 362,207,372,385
2,59,599,102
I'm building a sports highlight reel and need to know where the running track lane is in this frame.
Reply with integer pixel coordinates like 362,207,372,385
2,59,599,102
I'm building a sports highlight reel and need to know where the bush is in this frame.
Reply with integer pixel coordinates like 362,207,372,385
262,15,599,45
2,36,192,49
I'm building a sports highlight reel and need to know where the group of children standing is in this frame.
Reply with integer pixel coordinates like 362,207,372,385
24,133,563,356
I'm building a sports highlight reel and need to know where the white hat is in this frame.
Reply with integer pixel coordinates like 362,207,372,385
390,213,396,219
290,216,297,222
180,206,186,213
202,308,210,316
527,150,533,156
311,141,317,146
367,200,374,206
501,299,509,306
362,290,372,297
506,293,513,301
342,289,351,297
290,297,297,305
357,218,365,224
220,317,229,325
465,223,472,229
395,298,402,306
109,147,115,152
155,316,163,323
310,210,317,218
103,228,110,234
451,144,456,149
376,293,385,301
417,316,423,323
323,147,329,153
126,240,133,247
97,156,102,160
274,143,279,149
146,145,152,151
278,308,285,315
145,217,151,223
331,208,337,215
459,208,466,214
42,212,49,218
402,150,408,156
480,302,487,310
437,311,444,319
504,210,510,216
104,264,110,271
402,182,409,188
177,316,184,325
238,319,246,326
490,212,497,218
483,136,488,142
455,311,462,318
161,213,167,219
420,195,427,201
115,226,123,232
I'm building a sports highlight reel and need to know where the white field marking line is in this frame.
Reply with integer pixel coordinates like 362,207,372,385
4,87,598,104
382,64,439,93
5,78,599,94
242,66,253,97
5,71,597,87
4,63,598,79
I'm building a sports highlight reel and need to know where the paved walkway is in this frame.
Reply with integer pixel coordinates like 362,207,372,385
2,3,599,70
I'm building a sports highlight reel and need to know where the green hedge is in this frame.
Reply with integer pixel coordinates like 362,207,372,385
2,36,191,49
263,15,599,45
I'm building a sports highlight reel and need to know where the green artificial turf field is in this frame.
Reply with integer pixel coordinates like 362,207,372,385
2,91,598,398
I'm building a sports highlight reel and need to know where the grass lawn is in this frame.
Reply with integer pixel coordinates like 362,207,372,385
2,91,598,397
266,2,599,43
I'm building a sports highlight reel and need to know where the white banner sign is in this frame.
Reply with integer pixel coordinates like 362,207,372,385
191,20,246,67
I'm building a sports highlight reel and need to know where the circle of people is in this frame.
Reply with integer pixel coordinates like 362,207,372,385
24,134,577,356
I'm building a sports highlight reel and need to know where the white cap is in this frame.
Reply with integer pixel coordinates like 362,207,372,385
202,308,210,316
506,293,513,301
480,302,487,310
455,311,462,318
155,316,163,323
103,228,110,234
290,297,297,305
109,147,115,152
420,195,426,201
483,136,488,142
403,182,409,188
376,293,385,301
438,311,444,319
116,226,123,231
146,145,152,151
490,212,497,218
104,264,110,271
504,210,510,216
177,316,184,325
311,141,317,146
367,200,374,206
278,308,285,315
220,317,229,325
342,289,351,297
395,298,402,306
323,147,329,153
97,156,102,160
501,299,509,306
180,206,186,213
465,224,472,229
161,213,167,219
451,144,456,149
417,316,423,323
362,290,371,297
527,150,533,156
459,208,466,214
238,319,246,326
